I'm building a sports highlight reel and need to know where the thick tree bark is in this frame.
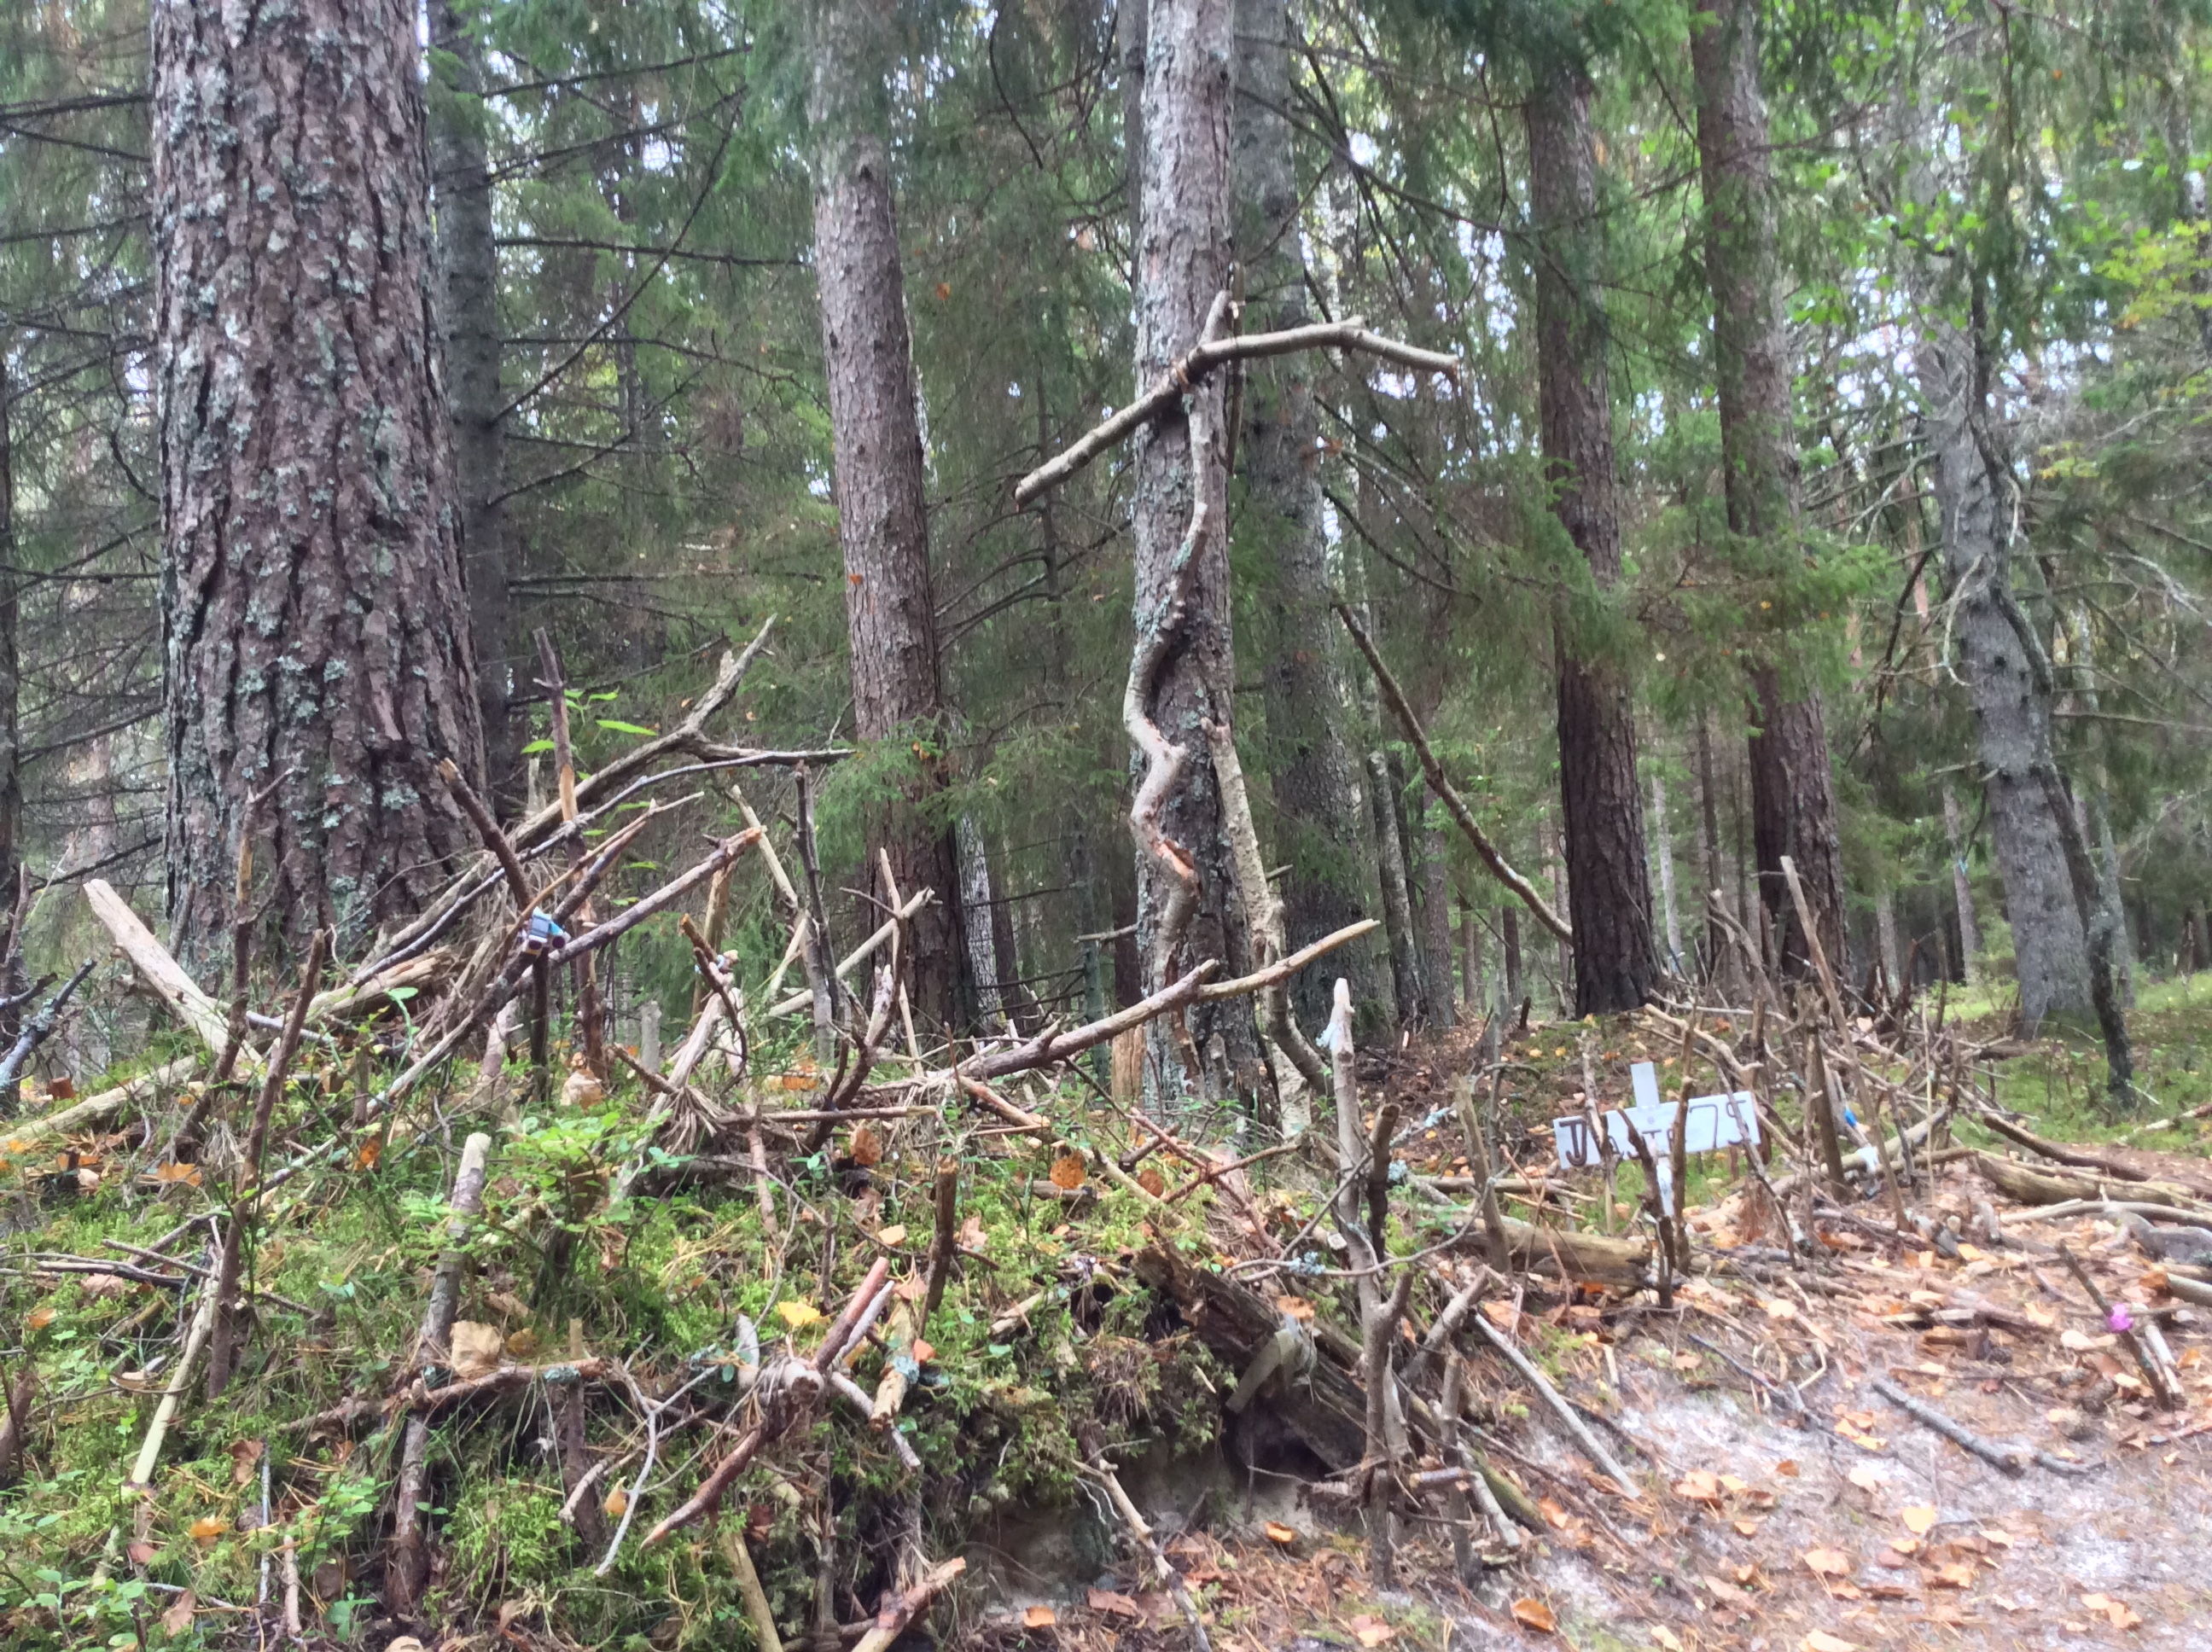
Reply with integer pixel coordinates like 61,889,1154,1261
1689,0,1848,986
1130,0,1260,1102
1914,322,2091,1028
1524,62,1656,1015
151,0,486,967
806,0,967,1027
1232,0,1382,1031
429,0,518,812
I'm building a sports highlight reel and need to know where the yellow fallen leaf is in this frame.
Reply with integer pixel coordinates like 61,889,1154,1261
911,1339,934,1364
1803,1634,1857,1652
1263,1521,1297,1545
1511,1597,1557,1633
188,1515,227,1544
1049,1153,1087,1190
603,1485,628,1519
1846,1463,1885,1492
1349,1614,1397,1647
448,1320,504,1378
876,1224,908,1248
159,1590,196,1636
1801,1547,1852,1578
25,1306,54,1333
1022,1604,1057,1629
1651,1629,1684,1652
1901,1504,1938,1536
1137,1166,1167,1196
776,1300,824,1329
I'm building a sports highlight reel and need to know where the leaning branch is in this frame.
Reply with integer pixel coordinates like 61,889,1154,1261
1331,600,1571,943
1016,317,1458,506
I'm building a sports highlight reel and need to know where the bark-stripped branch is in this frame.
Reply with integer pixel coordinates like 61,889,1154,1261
1015,316,1458,506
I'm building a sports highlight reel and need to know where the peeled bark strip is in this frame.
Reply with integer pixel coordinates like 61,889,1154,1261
1231,0,1385,1028
151,0,486,965
1525,61,1656,1015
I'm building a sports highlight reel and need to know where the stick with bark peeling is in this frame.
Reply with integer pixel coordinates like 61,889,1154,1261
1333,599,1570,942
851,1557,966,1652
388,1131,495,1613
206,930,327,1400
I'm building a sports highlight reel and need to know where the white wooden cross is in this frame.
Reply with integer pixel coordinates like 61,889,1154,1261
1551,1062,1761,1216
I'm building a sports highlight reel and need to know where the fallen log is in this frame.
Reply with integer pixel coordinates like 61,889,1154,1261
3,1058,194,1148
1973,1152,2203,1214
1976,1114,2212,1201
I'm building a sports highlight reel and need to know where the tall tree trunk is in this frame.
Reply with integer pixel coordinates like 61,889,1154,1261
2058,605,2133,1005
1689,0,1848,984
958,815,1006,1031
1941,781,1981,983
1367,752,1425,1027
0,356,20,1088
1695,712,1738,991
1459,893,1482,1012
1232,0,1382,1030
1650,765,1682,974
1421,800,1456,1029
152,0,486,967
429,0,518,811
1500,901,1523,1011
1129,0,1259,1102
806,0,967,1027
1524,61,1655,1015
1874,887,1901,992
1914,321,2091,1029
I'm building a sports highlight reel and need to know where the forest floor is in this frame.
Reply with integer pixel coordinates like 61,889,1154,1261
967,980,2212,1652
6,968,2212,1652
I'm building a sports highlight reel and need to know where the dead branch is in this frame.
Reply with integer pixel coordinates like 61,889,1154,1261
1016,314,1457,506
0,959,94,1093
1331,600,1570,941
1467,1308,1636,1494
850,1556,965,1652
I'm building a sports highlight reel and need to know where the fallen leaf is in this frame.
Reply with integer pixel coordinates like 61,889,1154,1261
1650,1629,1683,1652
1348,1614,1397,1647
1776,1458,1799,1476
1262,1521,1297,1545
148,1160,202,1186
1734,1519,1760,1536
1276,1294,1315,1322
1540,1497,1573,1528
1802,1633,1858,1652
1511,1597,1557,1633
25,1306,53,1333
1049,1154,1087,1191
126,1541,156,1567
1901,1504,1938,1536
848,1126,882,1166
1983,1527,2014,1548
1022,1604,1057,1629
1086,1588,1141,1618
603,1485,628,1519
230,1439,264,1486
1847,1463,1886,1492
876,1224,907,1248
158,1590,195,1636
48,1077,73,1101
1931,1562,1975,1589
1673,1470,1722,1505
1761,1297,1798,1320
352,1139,381,1171
776,1299,824,1329
448,1321,504,1378
504,1327,540,1359
2062,1328,2116,1352
1137,1166,1167,1197
188,1515,226,1544
911,1339,934,1364
958,1213,987,1249
1801,1547,1853,1579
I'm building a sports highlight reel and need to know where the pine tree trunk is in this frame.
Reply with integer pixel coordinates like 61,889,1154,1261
1524,61,1655,1015
1129,0,1260,1101
1367,752,1426,1027
1232,0,1382,1030
1422,802,1456,1029
806,0,967,1027
958,816,1006,1032
1459,894,1482,1013
1874,887,1901,992
429,0,519,811
1501,902,1523,1011
1914,322,2091,1028
1690,0,1848,985
151,0,486,967
0,357,20,1079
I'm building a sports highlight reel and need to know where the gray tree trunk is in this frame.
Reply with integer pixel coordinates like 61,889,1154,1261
958,815,1007,1032
1367,752,1426,1027
1651,766,1683,974
1690,0,1848,986
1130,0,1261,1103
1941,780,1982,983
429,0,519,809
807,0,969,1027
1501,902,1523,1011
152,0,486,966
1915,323,2090,1027
1525,61,1656,1015
2061,607,2134,1005
1232,0,1382,1030
1422,800,1456,1029
1874,887,1901,991
0,357,20,1083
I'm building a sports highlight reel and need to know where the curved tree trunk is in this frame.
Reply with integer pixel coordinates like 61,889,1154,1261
429,0,519,811
1130,0,1260,1104
1689,0,1847,986
1524,61,1656,1015
806,0,968,1028
1232,0,1383,1032
151,0,486,968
